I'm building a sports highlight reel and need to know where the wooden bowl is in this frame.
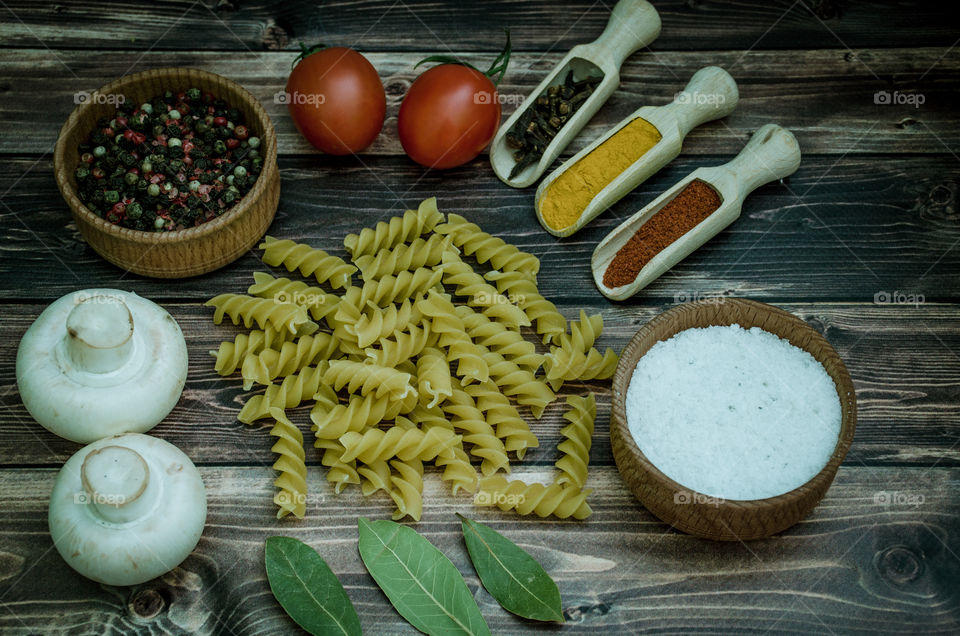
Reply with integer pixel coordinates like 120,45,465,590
610,298,856,540
53,68,279,278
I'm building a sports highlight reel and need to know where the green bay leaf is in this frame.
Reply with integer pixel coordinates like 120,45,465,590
264,536,362,636
458,514,564,622
357,517,490,636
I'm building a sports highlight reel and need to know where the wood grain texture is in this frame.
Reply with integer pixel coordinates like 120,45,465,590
0,48,956,156
0,0,957,52
1,303,957,468
0,466,956,635
1,155,957,302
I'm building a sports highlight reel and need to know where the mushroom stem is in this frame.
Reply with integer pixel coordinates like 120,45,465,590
80,445,156,524
65,295,135,374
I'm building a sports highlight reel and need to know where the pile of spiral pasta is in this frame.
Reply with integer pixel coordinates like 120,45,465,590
206,198,617,521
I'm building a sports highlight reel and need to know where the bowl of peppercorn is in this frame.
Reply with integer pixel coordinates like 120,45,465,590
53,67,279,278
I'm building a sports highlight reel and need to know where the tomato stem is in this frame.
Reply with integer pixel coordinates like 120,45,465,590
413,29,511,87
292,42,328,69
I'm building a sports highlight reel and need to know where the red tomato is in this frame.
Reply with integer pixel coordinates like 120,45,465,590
398,64,501,169
286,46,386,155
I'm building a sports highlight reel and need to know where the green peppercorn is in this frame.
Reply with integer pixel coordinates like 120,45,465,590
168,137,182,148
148,183,160,197
248,137,260,149
104,190,119,203
140,103,153,114
195,121,209,135
154,216,166,229
233,165,247,178
213,140,227,155
127,202,143,219
168,109,181,120
222,190,237,204
188,180,201,192
141,160,153,173
153,124,165,137
93,146,106,158
75,166,90,180
186,87,201,101
124,172,139,186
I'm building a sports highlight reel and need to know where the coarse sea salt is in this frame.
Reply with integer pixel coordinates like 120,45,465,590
626,324,841,500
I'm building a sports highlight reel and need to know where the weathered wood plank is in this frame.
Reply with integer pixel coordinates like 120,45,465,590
0,155,957,302
0,47,956,155
0,1,956,52
1,303,957,468
0,466,956,634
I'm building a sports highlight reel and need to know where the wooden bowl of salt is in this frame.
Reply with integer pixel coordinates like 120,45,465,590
610,298,856,540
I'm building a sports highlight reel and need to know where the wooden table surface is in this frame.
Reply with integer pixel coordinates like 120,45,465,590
1,1,958,634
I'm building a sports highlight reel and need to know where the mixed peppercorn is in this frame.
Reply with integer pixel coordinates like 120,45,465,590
74,88,261,232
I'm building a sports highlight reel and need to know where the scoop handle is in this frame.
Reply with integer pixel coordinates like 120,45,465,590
722,124,802,200
588,0,662,70
654,66,739,137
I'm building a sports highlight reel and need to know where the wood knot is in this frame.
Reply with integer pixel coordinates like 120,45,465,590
128,588,166,620
895,117,917,129
262,21,289,50
215,0,239,12
563,602,611,622
874,545,923,585
384,78,411,102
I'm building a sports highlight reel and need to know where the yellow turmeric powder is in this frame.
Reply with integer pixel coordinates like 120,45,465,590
539,117,662,231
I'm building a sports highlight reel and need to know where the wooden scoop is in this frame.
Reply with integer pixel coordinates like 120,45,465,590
489,0,661,189
591,123,802,301
535,66,740,237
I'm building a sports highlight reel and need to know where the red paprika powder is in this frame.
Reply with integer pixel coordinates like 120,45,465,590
603,179,721,288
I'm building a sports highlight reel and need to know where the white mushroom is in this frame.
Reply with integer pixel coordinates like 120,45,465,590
16,289,188,443
48,433,207,586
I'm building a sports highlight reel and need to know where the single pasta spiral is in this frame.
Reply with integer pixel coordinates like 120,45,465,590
260,236,357,289
358,460,392,497
343,197,444,258
442,384,510,475
310,391,405,439
554,394,596,489
480,349,556,419
206,293,318,336
366,320,437,368
241,332,340,389
465,381,539,460
456,305,544,373
440,252,529,330
268,407,307,520
339,296,424,349
484,269,566,344
543,346,619,391
435,445,479,496
314,437,360,494
339,422,461,464
209,329,285,375
322,359,416,399
389,458,424,522
416,346,454,408
238,364,332,424
435,213,540,280
476,475,592,519
354,233,453,280
248,271,340,321
354,267,444,308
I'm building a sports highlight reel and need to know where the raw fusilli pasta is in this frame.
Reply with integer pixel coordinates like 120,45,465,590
241,332,340,389
465,381,539,460
268,407,307,519
323,359,416,399
440,251,530,331
456,305,544,373
343,197,444,258
206,293,318,336
366,320,437,368
210,329,287,375
314,437,360,494
484,269,566,344
416,346,454,408
442,382,510,476
354,233,453,280
435,213,540,280
310,391,406,439
476,475,592,519
555,394,596,489
260,236,357,289
238,365,333,424
248,271,340,321
339,422,460,464
389,458,424,521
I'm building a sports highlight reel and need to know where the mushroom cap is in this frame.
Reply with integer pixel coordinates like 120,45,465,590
16,289,188,443
49,433,207,586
